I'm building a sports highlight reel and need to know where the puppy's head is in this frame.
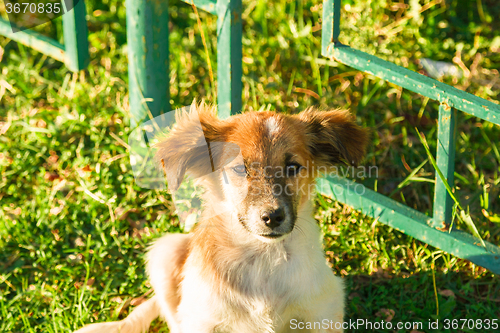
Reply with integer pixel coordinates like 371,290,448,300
155,104,368,243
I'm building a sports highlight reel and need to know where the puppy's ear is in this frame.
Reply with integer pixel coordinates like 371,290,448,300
298,109,368,166
154,104,231,191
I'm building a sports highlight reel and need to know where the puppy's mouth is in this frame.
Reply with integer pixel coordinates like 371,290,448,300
258,232,286,239
238,215,295,242
255,230,293,243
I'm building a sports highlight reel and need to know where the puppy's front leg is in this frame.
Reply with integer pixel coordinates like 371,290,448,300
302,275,345,333
311,298,345,333
177,321,218,333
176,289,221,333
176,311,220,333
306,300,345,333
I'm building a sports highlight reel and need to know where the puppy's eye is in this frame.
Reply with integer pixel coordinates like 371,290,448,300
232,165,246,175
286,163,303,177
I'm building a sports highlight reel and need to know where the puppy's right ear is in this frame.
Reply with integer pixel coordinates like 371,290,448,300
298,108,368,167
154,104,230,191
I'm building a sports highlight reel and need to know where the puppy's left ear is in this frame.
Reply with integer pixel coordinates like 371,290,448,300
298,109,369,166
154,104,231,191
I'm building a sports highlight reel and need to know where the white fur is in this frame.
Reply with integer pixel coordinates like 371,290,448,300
265,117,281,136
151,202,343,333
73,295,159,333
73,201,344,333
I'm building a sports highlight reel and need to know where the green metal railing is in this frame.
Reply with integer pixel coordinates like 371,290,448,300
129,0,499,274
128,0,242,126
0,0,89,72
319,0,500,274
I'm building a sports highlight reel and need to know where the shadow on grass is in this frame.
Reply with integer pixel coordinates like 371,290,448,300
345,270,500,332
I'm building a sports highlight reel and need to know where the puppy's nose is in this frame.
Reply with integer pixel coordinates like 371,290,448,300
261,208,285,229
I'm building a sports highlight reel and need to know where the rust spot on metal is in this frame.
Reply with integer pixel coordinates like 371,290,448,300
436,224,449,232
429,219,447,230
327,44,335,57
440,102,451,110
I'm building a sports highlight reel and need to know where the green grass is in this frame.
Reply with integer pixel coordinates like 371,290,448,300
1,0,499,332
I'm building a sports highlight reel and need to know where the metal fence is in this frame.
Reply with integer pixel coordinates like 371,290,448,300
127,0,242,126
319,0,500,274
3,0,498,274
0,0,89,72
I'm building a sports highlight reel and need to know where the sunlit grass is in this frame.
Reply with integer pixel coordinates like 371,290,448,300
0,0,499,332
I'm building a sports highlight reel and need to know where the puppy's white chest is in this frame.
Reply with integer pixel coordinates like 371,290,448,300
179,247,326,333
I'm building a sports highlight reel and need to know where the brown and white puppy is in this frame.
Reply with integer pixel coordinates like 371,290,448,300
74,103,368,333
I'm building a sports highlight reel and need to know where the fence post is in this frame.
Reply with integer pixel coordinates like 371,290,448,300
432,103,457,228
216,0,242,119
62,0,90,72
321,0,341,57
127,0,170,127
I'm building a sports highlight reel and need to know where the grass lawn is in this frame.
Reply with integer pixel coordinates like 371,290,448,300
1,0,499,332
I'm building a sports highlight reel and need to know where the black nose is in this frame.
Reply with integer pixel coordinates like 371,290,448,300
261,208,285,229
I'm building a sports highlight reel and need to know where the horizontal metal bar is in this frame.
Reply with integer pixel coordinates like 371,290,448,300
0,18,66,63
180,0,217,15
316,176,500,275
324,44,500,126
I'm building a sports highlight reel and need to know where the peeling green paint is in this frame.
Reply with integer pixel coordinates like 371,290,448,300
127,0,170,127
217,0,243,118
432,104,456,228
180,0,218,15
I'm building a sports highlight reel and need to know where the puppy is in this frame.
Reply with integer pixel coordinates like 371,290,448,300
74,103,368,333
